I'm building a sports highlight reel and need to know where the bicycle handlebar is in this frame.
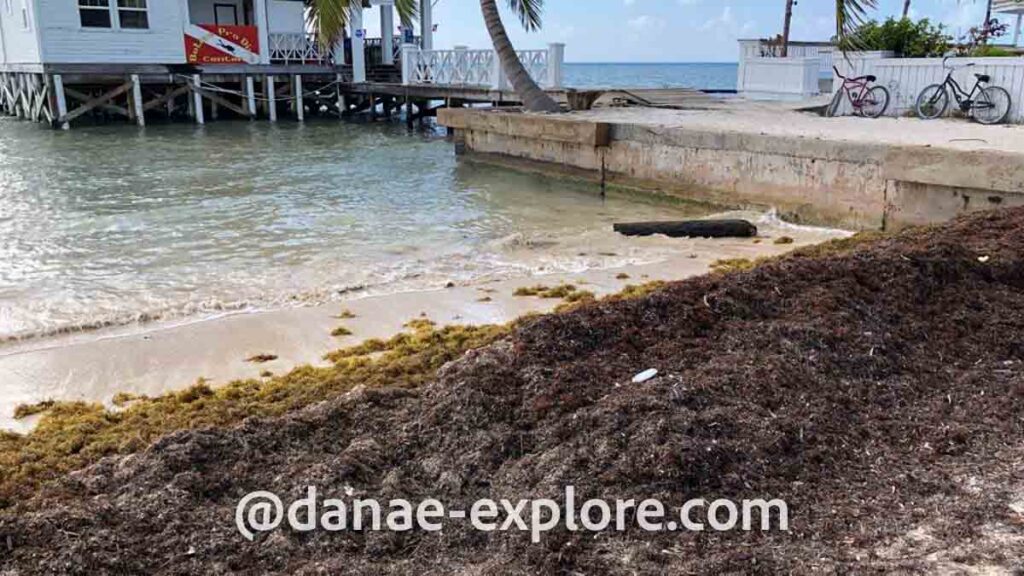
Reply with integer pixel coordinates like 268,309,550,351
942,55,976,70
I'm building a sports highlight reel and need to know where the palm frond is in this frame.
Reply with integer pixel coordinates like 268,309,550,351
836,0,878,48
506,0,544,32
306,0,419,48
394,0,418,28
306,0,354,46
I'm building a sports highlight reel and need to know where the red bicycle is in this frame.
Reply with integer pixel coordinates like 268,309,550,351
826,66,891,118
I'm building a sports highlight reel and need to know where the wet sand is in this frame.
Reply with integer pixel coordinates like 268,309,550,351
0,222,848,432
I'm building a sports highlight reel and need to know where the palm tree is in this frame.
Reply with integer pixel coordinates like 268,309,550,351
306,0,418,52
308,0,561,113
781,0,795,57
480,0,561,112
836,0,878,47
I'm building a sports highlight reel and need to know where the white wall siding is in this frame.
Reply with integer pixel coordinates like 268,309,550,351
0,0,43,63
834,55,1024,122
36,0,186,64
266,0,302,34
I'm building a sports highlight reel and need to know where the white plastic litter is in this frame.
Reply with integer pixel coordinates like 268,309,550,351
632,369,658,384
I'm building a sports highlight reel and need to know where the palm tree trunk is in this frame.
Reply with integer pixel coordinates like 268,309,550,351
479,0,561,113
902,0,911,18
983,0,993,45
781,0,794,57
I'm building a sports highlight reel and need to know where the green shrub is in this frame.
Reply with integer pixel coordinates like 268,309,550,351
839,17,951,57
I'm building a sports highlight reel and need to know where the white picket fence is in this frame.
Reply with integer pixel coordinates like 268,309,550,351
401,43,565,90
833,53,1024,122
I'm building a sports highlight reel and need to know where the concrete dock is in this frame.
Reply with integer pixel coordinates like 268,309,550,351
439,102,1024,230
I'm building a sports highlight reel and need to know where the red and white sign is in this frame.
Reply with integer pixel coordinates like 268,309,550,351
184,24,260,64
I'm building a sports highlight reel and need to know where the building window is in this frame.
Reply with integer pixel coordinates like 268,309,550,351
78,0,111,28
116,0,147,29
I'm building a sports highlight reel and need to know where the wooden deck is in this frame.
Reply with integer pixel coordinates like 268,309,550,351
0,60,732,128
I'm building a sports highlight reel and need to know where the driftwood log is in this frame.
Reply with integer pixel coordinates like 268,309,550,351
613,219,758,239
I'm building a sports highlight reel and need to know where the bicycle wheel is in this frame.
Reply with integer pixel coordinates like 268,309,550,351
973,86,1012,125
825,90,844,118
916,84,949,120
859,85,890,118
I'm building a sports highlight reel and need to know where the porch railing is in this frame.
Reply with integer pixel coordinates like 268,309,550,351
269,33,332,65
401,43,564,89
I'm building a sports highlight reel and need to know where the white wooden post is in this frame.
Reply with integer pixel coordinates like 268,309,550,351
52,74,68,130
335,72,345,117
491,51,508,91
131,74,144,126
1015,14,1022,46
254,0,270,64
294,74,304,121
380,4,394,65
401,43,418,85
332,37,346,66
266,75,277,121
546,43,564,89
192,74,204,124
419,0,433,50
350,5,366,83
454,45,467,84
245,76,256,118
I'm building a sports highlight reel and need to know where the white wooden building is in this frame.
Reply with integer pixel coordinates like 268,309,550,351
0,0,443,127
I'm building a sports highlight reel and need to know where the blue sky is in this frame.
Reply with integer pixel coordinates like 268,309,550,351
362,0,1002,62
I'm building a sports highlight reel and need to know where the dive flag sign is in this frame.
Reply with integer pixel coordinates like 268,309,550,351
184,24,261,64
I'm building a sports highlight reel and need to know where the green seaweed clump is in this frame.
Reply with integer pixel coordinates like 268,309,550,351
331,326,354,337
0,319,510,510
514,284,579,299
13,401,55,420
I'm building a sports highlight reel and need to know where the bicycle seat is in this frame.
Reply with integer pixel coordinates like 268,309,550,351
865,75,877,82
975,73,991,83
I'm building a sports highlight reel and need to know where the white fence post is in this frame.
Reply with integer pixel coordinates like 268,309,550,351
350,5,366,83
491,51,507,91
401,43,418,85
453,45,468,84
547,43,564,89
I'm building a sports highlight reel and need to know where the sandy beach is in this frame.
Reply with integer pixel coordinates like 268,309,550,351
0,216,847,432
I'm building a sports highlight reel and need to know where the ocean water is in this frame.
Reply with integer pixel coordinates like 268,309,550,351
564,62,738,91
0,118,717,344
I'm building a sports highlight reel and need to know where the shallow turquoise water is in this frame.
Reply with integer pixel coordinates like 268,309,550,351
0,118,709,342
564,62,738,91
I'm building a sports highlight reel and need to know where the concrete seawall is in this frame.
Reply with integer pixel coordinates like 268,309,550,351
438,107,1024,230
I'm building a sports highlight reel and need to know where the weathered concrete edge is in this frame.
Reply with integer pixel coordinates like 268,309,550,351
438,108,1024,230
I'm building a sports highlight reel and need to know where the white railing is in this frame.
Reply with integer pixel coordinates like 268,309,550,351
401,43,564,90
269,33,331,65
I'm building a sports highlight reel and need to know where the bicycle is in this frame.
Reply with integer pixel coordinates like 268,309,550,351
915,57,1012,125
826,65,891,118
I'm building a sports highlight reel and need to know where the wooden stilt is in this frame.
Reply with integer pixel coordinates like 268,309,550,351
131,74,145,127
294,74,304,121
266,75,277,122
192,74,204,125
246,76,257,118
58,81,133,125
335,73,345,119
53,75,69,130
